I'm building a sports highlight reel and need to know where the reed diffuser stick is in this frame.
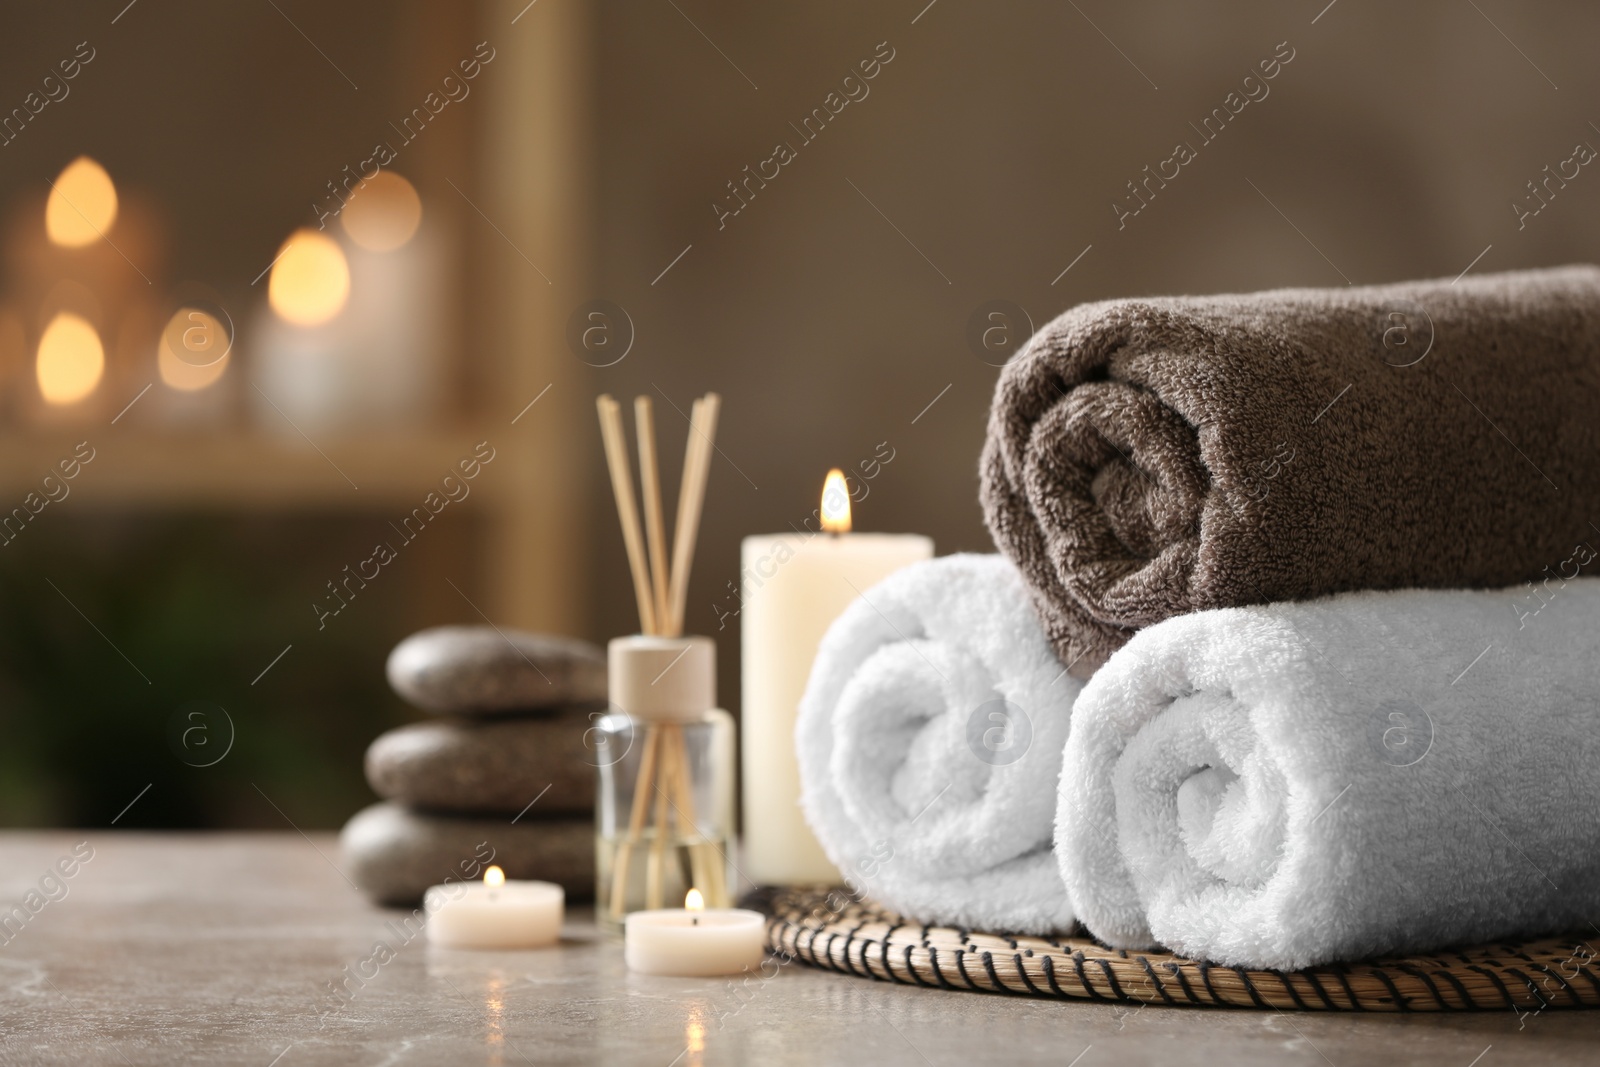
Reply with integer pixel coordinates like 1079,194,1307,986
608,725,661,919
667,393,720,635
596,395,658,636
633,396,672,628
667,726,712,896
645,749,671,908
660,396,702,636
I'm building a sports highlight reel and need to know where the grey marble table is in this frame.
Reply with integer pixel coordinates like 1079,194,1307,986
1,832,1597,1066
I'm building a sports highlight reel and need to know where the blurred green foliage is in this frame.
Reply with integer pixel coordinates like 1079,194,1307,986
0,510,476,829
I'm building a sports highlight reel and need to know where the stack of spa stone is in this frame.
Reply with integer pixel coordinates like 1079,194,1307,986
340,625,607,907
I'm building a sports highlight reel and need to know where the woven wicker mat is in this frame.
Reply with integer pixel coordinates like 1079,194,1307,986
747,887,1599,1012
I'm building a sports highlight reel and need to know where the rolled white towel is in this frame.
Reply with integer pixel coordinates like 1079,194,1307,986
1058,579,1600,969
797,553,1080,933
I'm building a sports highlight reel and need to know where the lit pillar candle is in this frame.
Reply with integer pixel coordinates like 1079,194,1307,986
740,470,933,884
424,866,564,948
625,889,766,976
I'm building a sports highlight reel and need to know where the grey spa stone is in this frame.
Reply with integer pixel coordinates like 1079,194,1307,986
364,713,597,816
386,626,606,715
340,802,594,907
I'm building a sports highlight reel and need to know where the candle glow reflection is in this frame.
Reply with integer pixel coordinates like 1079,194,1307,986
686,1013,706,1065
486,971,505,1067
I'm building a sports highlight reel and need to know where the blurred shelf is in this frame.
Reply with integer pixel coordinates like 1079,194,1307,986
0,428,518,510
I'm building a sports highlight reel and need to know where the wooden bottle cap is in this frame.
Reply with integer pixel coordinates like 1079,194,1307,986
607,635,715,723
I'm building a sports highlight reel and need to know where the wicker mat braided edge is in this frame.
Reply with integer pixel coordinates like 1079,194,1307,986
745,887,1600,1012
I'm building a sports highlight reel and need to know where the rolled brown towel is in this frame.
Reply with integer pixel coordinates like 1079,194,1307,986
981,265,1600,676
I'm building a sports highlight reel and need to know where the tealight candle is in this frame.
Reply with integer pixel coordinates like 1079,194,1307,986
624,889,766,976
425,866,564,949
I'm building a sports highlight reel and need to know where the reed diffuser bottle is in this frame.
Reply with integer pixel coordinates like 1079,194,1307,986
595,636,734,930
593,391,732,931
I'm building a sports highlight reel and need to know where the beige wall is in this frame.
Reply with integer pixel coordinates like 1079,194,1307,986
3,0,1597,719
584,0,1600,712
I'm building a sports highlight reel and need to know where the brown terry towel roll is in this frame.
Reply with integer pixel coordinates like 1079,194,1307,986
981,265,1600,677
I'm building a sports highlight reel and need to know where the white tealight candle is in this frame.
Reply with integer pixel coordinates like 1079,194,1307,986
625,889,766,977
425,866,564,949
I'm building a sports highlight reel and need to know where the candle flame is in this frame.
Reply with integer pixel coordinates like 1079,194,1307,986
46,157,118,248
268,228,350,326
685,888,705,911
820,469,851,533
36,311,104,405
484,865,505,888
342,170,423,252
158,307,230,391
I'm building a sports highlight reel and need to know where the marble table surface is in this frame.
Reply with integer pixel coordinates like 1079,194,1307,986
1,832,1597,1066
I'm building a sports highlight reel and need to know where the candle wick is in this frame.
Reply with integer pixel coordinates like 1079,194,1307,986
692,916,699,926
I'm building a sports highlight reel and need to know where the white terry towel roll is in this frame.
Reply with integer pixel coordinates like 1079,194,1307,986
797,553,1081,934
1058,579,1600,970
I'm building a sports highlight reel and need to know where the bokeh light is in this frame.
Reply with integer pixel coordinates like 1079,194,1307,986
36,311,105,405
341,171,422,252
267,229,350,326
158,307,231,391
45,157,119,249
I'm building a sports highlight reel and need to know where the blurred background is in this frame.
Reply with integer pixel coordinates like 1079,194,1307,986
1,0,1596,828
